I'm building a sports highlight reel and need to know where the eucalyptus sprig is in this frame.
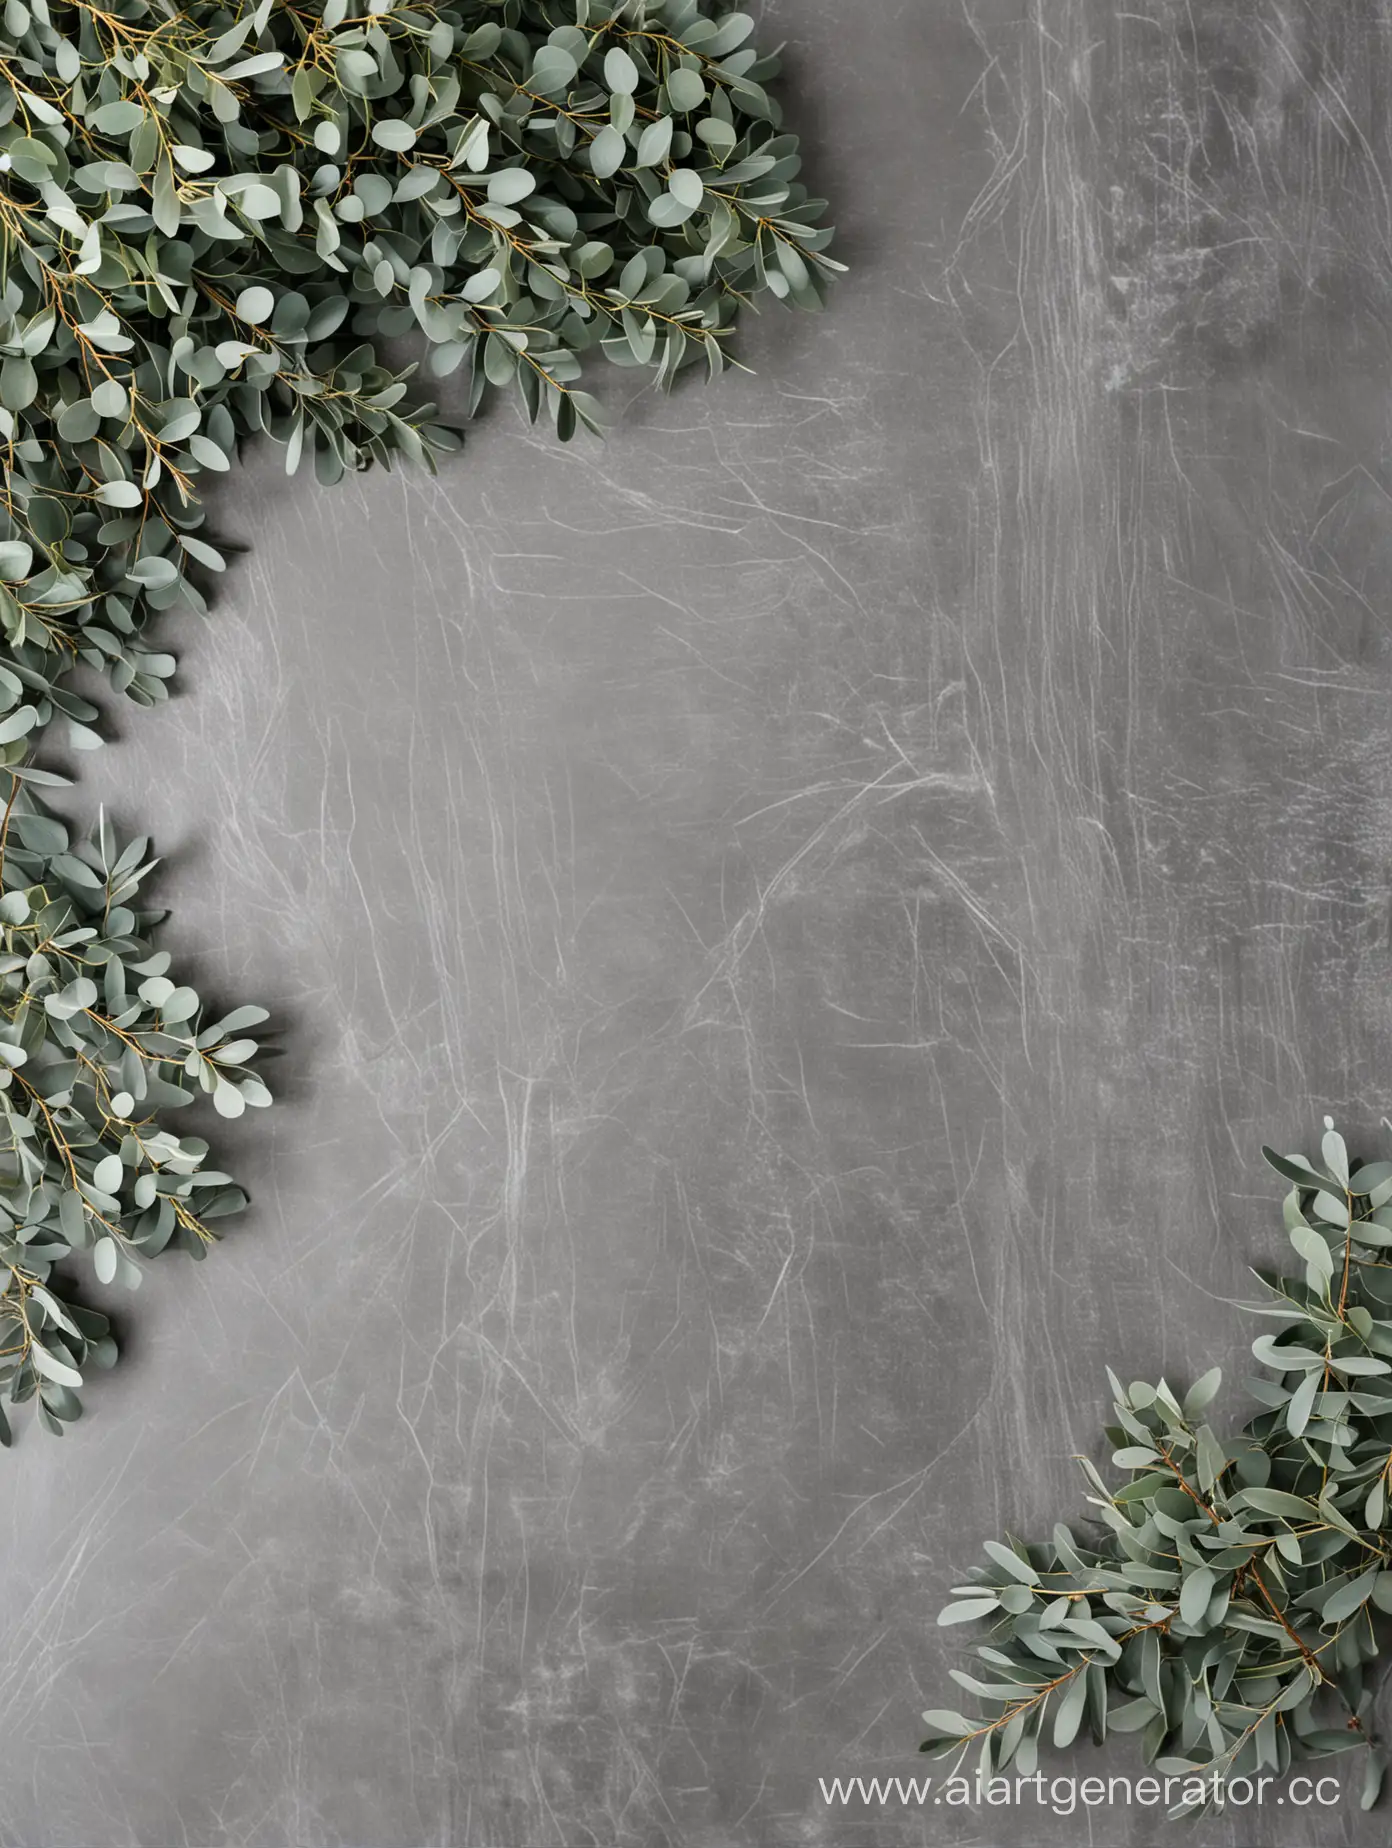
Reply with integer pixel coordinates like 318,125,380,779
0,0,839,750
924,1121,1392,1818
0,788,269,1440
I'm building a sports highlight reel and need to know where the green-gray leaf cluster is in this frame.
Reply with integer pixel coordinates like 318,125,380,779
0,793,269,1440
0,0,839,745
924,1121,1392,1818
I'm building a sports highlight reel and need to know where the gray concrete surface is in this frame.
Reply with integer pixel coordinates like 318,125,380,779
4,1,1392,1842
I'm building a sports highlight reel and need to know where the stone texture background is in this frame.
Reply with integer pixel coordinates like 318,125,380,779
4,2,1392,1843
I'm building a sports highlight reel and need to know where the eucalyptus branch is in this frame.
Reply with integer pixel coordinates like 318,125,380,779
925,1120,1392,1818
0,789,270,1441
0,0,839,750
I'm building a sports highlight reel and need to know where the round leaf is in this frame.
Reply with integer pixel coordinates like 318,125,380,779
235,286,275,325
371,119,417,153
604,47,638,93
